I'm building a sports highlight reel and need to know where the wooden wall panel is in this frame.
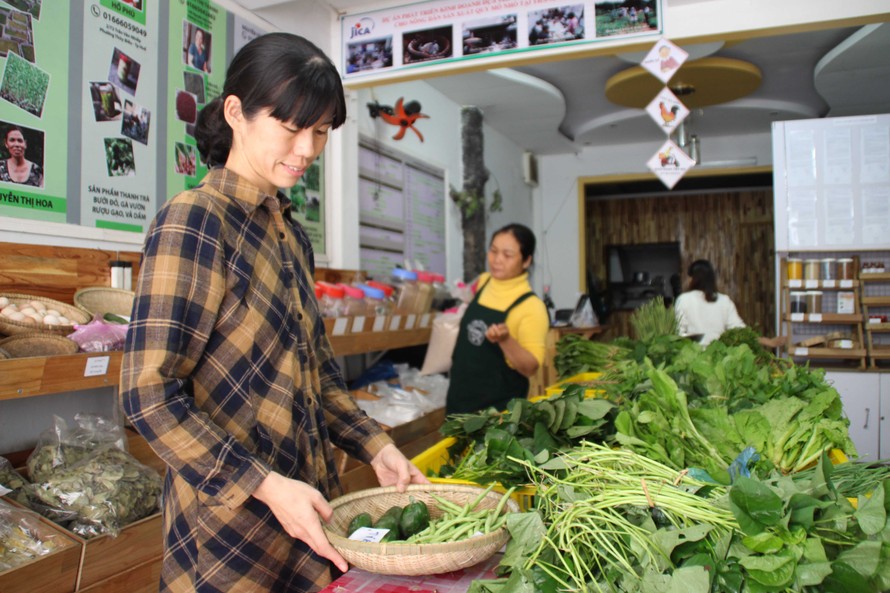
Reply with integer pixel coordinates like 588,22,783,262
586,189,775,341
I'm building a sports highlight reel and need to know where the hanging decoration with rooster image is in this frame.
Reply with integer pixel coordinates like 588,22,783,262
367,97,430,141
640,38,696,189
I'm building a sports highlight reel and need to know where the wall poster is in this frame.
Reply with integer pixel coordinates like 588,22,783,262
166,0,226,200
288,152,327,257
0,0,70,223
80,0,158,233
341,0,662,82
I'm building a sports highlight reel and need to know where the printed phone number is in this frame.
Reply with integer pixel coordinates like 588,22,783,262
104,12,147,37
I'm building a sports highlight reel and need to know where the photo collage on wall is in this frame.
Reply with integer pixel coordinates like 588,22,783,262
173,19,212,178
0,1,46,188
343,0,660,78
85,0,149,179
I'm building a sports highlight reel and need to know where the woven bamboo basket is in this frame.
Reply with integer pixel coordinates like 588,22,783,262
0,333,79,358
0,346,9,359
0,292,91,337
74,286,135,320
323,483,518,576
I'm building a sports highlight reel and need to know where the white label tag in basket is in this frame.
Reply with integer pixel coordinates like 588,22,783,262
84,356,110,377
348,527,390,543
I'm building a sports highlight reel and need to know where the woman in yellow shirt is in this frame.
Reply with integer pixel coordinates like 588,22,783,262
446,223,550,413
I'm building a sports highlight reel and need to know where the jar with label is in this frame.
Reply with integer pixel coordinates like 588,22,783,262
805,290,823,314
790,291,807,314
390,268,419,314
786,258,803,281
338,283,366,317
415,271,436,314
837,258,855,280
358,284,389,316
367,280,396,312
803,259,821,281
317,281,345,317
820,258,836,281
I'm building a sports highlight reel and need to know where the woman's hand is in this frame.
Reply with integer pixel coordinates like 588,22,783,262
252,472,348,572
370,443,430,492
485,323,510,343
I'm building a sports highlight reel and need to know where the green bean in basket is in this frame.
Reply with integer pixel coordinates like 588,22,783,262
407,486,515,544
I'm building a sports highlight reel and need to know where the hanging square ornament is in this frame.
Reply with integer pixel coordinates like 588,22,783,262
646,87,689,135
641,39,689,84
647,139,696,189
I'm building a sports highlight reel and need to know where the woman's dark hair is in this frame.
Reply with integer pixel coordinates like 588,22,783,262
688,259,718,302
195,33,347,166
492,223,536,263
4,125,24,142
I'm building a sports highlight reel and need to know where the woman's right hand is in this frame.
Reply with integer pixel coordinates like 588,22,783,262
252,471,348,572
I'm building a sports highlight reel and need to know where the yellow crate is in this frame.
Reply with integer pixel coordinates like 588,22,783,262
540,371,603,400
411,437,537,511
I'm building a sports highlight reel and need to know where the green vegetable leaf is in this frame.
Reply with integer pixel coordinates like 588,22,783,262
739,548,796,588
853,482,886,536
730,477,785,534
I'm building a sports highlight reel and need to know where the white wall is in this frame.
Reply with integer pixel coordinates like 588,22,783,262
352,80,533,284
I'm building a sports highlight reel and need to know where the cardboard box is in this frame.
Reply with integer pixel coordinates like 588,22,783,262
0,501,82,593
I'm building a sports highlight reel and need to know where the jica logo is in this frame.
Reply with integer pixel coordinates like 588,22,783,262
349,17,374,39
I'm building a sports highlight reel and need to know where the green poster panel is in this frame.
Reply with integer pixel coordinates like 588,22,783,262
166,0,225,201
0,0,70,223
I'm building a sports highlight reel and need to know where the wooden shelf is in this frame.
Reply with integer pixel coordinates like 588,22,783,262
859,272,890,282
0,351,122,401
866,322,890,332
870,345,890,360
784,280,859,290
862,296,890,307
328,326,432,357
786,347,868,359
782,313,862,323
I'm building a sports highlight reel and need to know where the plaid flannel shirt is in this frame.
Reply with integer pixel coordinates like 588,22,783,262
121,168,392,593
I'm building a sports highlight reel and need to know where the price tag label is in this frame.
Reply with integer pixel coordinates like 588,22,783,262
348,527,390,543
840,280,853,288
869,317,882,324
372,316,386,332
809,314,823,322
791,313,805,322
405,314,417,329
788,279,802,288
794,347,809,356
389,315,402,331
805,280,819,289
333,318,349,335
351,316,366,333
84,356,110,377
420,313,431,328
822,280,836,288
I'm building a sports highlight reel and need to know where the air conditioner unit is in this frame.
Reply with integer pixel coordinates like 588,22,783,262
522,151,538,187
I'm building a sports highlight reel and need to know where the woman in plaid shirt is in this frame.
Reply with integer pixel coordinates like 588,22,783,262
121,33,427,593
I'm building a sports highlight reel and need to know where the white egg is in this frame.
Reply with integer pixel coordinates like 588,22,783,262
46,309,61,316
23,314,39,324
20,306,36,315
1,305,18,315
58,316,70,325
0,297,8,307
43,314,60,325
8,311,26,321
29,300,47,312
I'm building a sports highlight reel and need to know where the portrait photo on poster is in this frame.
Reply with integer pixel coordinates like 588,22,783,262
122,99,151,145
0,6,35,62
104,137,136,177
109,48,140,96
0,120,44,188
89,81,123,121
183,21,212,74
0,52,50,117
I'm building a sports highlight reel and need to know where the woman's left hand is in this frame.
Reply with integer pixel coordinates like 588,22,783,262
370,443,430,492
485,323,510,343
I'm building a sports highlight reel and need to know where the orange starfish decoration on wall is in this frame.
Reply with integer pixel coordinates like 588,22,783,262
367,97,430,141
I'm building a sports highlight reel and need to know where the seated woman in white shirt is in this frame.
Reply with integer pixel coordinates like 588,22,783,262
674,259,784,348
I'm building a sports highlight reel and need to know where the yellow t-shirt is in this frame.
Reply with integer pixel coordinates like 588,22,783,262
475,271,549,366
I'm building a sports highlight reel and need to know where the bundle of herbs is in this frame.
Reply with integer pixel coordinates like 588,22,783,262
437,384,616,487
471,450,890,593
553,333,629,379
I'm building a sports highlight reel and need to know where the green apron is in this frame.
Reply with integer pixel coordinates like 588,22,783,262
446,279,536,414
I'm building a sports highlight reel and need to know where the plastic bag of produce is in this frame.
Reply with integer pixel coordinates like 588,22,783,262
0,499,68,572
27,444,162,538
27,413,127,483
67,317,128,352
0,456,31,507
420,303,466,375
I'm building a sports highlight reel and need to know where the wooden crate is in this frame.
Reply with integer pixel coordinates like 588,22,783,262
0,502,82,593
77,555,162,593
